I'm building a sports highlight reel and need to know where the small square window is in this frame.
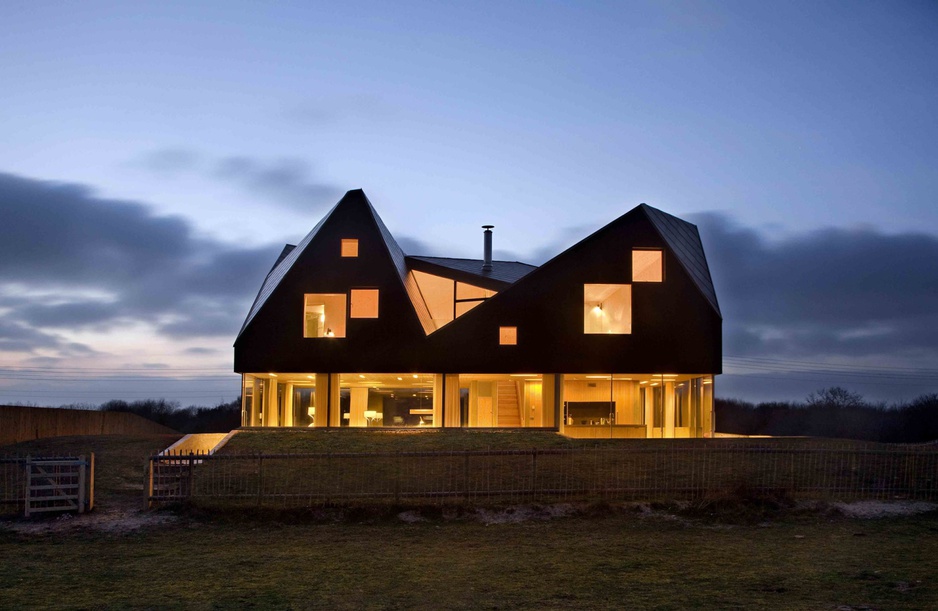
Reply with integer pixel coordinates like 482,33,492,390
499,326,517,345
341,239,359,257
632,250,662,282
350,289,379,318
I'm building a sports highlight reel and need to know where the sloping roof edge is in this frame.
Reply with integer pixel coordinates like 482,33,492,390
236,201,338,339
406,256,536,291
639,204,721,316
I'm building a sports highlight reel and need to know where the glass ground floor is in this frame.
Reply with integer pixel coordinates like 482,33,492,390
241,373,714,438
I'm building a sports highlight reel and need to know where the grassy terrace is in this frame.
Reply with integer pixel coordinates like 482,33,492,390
220,428,891,454
162,430,938,510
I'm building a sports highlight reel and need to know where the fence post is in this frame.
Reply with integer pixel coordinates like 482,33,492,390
146,457,154,509
463,452,470,501
187,452,195,502
257,455,264,507
24,457,31,518
77,455,86,514
394,452,401,504
88,453,95,512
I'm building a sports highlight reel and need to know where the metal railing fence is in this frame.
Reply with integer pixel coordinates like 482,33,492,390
146,442,938,509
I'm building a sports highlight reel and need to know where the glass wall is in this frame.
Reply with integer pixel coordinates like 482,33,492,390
242,374,321,427
338,374,435,427
563,374,713,438
457,374,555,428
242,371,711,436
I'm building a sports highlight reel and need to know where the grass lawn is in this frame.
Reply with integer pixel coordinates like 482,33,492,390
1,508,937,610
1,432,937,609
222,428,891,454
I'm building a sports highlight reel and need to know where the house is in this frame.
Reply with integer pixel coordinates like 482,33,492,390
234,189,721,438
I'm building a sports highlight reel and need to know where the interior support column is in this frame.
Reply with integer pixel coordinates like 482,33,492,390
283,383,294,427
443,374,460,427
314,374,330,427
328,374,341,427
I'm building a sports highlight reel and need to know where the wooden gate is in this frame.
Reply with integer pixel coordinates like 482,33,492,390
25,455,94,517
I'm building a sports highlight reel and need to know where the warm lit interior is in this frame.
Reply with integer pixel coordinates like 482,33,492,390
410,270,497,332
499,326,517,345
349,289,379,318
303,293,347,338
632,249,663,282
562,374,713,438
583,284,631,334
341,239,359,257
241,372,712,437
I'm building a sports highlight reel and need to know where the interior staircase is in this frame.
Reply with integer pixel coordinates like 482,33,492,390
496,381,522,427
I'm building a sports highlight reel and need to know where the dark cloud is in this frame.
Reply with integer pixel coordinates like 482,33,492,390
0,171,283,355
184,347,219,355
694,212,938,360
131,148,342,213
396,235,438,257
212,156,341,213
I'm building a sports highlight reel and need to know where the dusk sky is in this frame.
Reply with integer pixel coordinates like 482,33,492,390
2,1,937,406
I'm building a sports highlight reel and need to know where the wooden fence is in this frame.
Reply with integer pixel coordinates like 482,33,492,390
0,405,176,445
1,455,94,516
147,443,938,509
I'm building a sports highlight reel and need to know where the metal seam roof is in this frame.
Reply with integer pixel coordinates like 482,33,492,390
641,204,721,316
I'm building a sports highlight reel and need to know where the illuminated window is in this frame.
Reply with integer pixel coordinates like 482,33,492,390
499,326,517,345
411,270,498,332
304,294,347,338
350,289,379,318
583,284,631,334
341,239,359,257
632,249,662,282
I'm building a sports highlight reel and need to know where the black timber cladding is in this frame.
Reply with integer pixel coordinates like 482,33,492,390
234,190,722,375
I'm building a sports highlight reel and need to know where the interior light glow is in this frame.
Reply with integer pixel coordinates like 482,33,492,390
268,373,277,377
585,375,609,379
412,374,418,378
510,374,538,377
397,376,403,380
359,374,365,378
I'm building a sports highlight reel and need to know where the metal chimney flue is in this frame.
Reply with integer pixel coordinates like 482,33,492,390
482,225,494,272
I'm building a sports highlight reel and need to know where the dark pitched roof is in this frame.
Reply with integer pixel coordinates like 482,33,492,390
238,205,335,337
406,256,536,290
237,190,436,339
640,204,721,316
271,244,296,269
